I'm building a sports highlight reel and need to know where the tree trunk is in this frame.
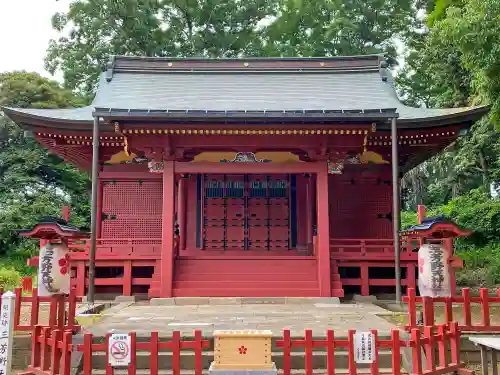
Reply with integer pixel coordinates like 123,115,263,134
478,148,489,186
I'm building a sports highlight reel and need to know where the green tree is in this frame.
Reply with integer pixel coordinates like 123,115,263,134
398,0,500,210
0,72,90,273
45,0,420,93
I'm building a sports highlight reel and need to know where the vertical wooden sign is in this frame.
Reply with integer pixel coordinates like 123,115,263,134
0,291,15,375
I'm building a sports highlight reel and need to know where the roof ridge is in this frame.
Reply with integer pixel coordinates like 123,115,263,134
105,54,386,81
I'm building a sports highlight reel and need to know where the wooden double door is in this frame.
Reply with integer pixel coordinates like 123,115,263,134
203,174,290,250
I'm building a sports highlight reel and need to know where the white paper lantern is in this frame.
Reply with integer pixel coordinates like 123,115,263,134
417,243,451,297
38,242,71,296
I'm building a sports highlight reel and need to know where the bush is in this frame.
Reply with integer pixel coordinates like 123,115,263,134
405,188,500,287
0,268,21,291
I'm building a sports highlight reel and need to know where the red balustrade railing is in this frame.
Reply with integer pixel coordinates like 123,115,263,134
329,237,420,260
277,323,464,375
0,280,81,333
404,287,500,332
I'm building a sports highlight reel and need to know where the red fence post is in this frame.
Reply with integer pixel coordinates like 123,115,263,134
172,330,181,375
30,288,40,329
480,288,491,328
128,332,137,375
14,287,22,331
105,333,113,375
83,332,93,375
40,327,51,371
282,329,291,375
57,295,65,330
391,330,401,375
31,325,43,369
370,329,379,375
49,296,58,329
50,329,62,374
423,326,435,371
410,329,423,375
407,288,417,329
326,329,335,375
67,288,78,331
422,297,435,327
437,325,447,367
347,330,356,375
194,330,203,375
61,331,73,375
444,297,453,327
449,322,460,365
150,331,159,375
462,288,472,328
304,330,313,375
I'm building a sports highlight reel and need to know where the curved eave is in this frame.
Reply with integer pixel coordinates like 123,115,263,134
395,105,490,128
2,106,95,132
401,223,472,239
16,223,90,240
2,104,489,132
94,107,399,122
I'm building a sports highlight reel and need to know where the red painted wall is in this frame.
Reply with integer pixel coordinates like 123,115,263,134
329,166,392,239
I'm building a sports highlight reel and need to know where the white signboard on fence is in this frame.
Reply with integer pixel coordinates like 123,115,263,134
0,291,15,375
108,333,131,367
354,332,375,364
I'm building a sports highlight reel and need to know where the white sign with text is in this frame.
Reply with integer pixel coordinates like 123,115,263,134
0,291,15,375
354,332,375,364
108,333,131,367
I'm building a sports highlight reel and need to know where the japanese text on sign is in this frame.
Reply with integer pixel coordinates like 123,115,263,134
0,291,15,375
418,243,451,297
354,332,375,364
108,333,131,367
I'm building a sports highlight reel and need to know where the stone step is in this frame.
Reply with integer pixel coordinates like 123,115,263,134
174,281,319,289
90,350,394,370
91,369,398,375
172,288,321,297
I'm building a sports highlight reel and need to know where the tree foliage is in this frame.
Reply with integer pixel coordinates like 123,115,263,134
0,72,89,273
45,0,419,93
398,0,500,209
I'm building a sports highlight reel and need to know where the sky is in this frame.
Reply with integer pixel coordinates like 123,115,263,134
0,0,69,80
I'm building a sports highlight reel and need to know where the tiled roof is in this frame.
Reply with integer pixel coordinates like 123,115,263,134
3,55,488,127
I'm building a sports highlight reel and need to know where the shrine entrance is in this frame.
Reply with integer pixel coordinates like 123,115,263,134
202,174,292,251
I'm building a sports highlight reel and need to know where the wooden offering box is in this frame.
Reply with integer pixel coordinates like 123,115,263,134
213,330,273,370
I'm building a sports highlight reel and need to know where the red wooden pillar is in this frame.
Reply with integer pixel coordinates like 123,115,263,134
360,264,369,296
62,206,71,222
306,175,313,250
178,176,187,251
417,205,426,224
76,262,86,297
160,161,176,298
407,262,416,290
123,260,132,296
316,163,332,297
96,179,103,238
444,237,457,295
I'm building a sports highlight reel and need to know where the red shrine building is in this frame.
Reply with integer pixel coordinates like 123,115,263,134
5,55,487,298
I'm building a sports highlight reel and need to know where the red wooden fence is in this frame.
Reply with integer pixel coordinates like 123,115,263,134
21,324,467,375
277,323,464,375
404,287,500,332
20,327,210,375
0,282,81,333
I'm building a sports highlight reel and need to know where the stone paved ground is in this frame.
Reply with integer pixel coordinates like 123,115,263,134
87,301,397,337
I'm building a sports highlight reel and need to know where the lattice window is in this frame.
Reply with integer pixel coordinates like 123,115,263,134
101,181,162,239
